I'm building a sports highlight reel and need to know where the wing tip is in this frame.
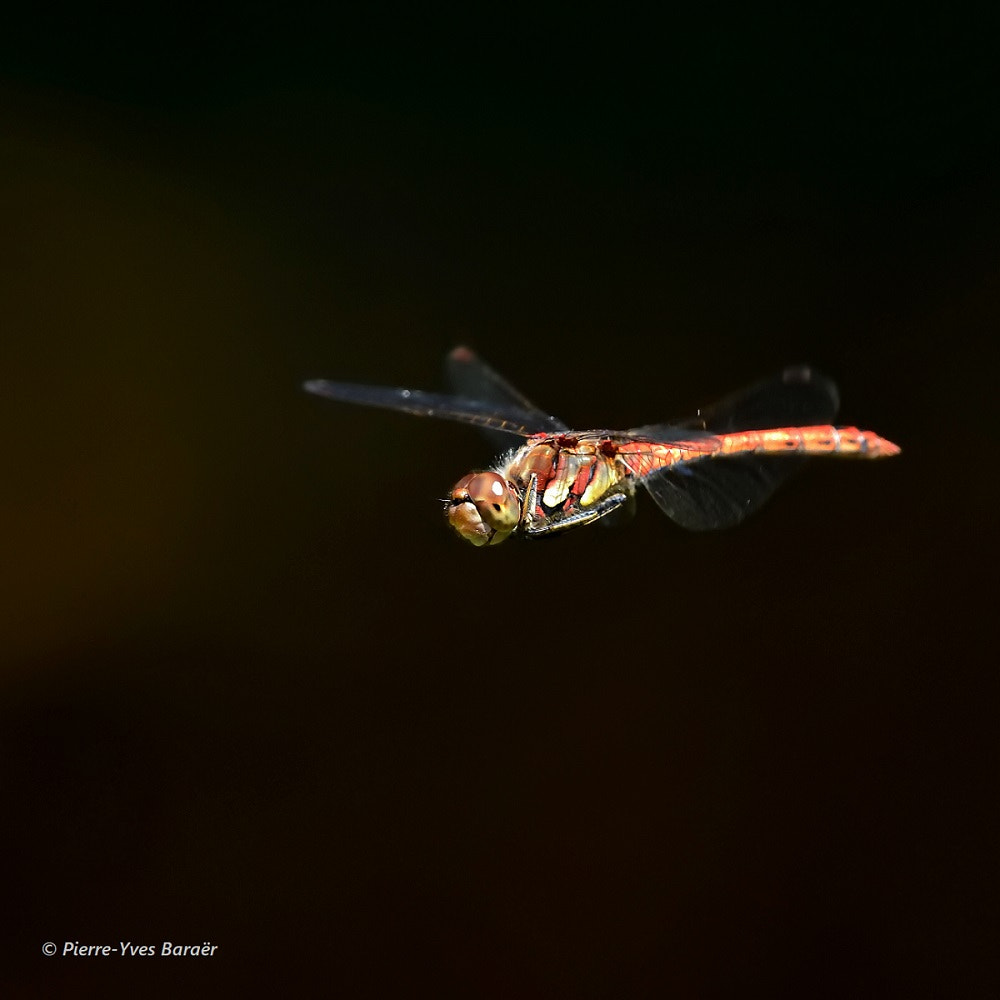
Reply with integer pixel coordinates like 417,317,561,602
448,345,476,364
782,364,816,384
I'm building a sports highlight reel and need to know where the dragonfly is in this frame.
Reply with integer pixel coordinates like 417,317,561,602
304,347,900,547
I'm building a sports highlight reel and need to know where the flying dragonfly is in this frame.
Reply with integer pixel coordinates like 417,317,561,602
304,347,899,547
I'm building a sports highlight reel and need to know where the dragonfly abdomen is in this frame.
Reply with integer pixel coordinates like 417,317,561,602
616,424,900,483
716,425,900,459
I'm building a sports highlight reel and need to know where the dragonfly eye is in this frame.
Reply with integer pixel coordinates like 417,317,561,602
445,472,520,546
465,472,520,529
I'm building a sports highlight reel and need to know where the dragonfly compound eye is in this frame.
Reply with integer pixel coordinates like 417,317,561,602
445,472,520,547
465,472,520,531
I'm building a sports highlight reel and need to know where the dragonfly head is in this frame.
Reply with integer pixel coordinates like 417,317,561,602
446,471,522,547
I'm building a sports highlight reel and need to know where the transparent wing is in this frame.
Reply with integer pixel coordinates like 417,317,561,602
303,380,559,437
640,452,804,529
635,367,841,531
304,347,568,441
685,365,839,432
446,346,568,449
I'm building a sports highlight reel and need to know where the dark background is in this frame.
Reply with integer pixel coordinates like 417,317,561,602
2,7,998,997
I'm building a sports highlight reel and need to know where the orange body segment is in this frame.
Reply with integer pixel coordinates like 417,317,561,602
617,425,900,479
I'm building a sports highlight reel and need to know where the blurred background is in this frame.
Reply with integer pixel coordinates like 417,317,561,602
2,7,998,997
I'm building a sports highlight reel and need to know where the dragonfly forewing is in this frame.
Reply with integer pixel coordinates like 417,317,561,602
303,380,562,437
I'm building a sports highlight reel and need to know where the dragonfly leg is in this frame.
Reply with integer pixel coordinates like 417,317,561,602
521,472,544,535
522,490,631,538
520,474,540,531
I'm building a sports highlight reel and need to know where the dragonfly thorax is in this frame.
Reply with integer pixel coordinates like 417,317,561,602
446,471,522,547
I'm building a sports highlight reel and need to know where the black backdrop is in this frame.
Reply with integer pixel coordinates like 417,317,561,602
3,8,998,997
